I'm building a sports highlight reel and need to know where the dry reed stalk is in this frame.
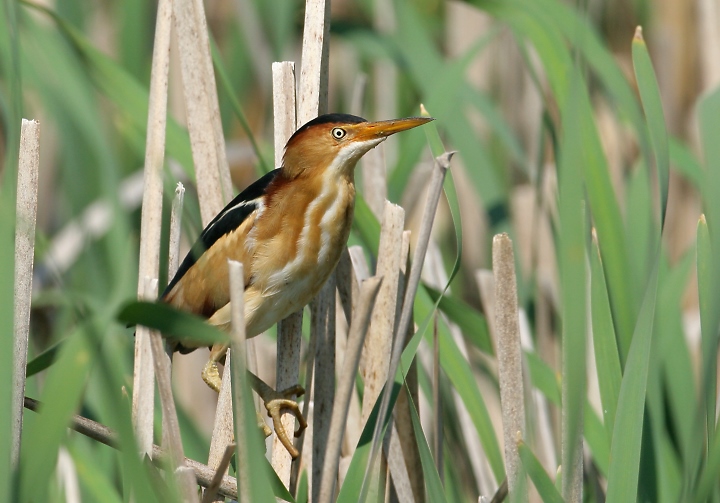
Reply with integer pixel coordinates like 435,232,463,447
206,354,234,502
162,182,185,451
389,231,424,503
11,118,40,468
132,0,173,457
168,182,185,278
311,273,337,501
227,261,251,503
361,202,405,424
297,1,333,498
144,277,199,502
317,276,383,503
271,61,304,490
336,248,357,328
492,233,527,500
174,0,231,223
384,423,415,503
474,270,514,492
698,0,720,91
201,444,235,503
23,397,240,500
362,151,452,494
335,247,365,461
297,0,330,125
359,202,404,502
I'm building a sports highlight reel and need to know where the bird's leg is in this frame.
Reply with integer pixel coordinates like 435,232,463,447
203,343,307,448
247,372,308,458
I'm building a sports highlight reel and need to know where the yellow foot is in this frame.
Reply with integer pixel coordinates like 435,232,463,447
264,385,308,458
249,374,307,458
201,360,222,393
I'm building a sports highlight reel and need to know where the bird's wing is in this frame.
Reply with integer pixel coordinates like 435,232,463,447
161,168,281,305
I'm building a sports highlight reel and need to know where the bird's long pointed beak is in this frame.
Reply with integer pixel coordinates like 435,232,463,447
354,116,434,141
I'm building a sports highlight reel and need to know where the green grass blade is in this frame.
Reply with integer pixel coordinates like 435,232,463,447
590,234,622,440
406,386,449,503
117,300,229,346
518,441,564,503
19,329,94,502
25,341,63,378
669,137,703,188
696,216,716,451
0,195,17,500
632,28,669,227
424,286,493,354
605,263,659,502
68,443,124,503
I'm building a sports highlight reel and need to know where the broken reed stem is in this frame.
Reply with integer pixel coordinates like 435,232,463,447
361,202,405,425
272,61,297,168
162,181,184,451
133,0,173,457
362,151,453,494
11,118,40,468
271,60,303,490
389,230,425,503
23,397,239,501
168,182,185,278
317,276,383,503
227,260,251,503
492,233,527,500
297,0,331,124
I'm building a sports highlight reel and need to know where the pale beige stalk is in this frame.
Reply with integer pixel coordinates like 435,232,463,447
271,60,304,490
227,261,250,503
145,277,199,502
173,0,231,223
311,273,336,502
361,202,405,424
317,276,383,503
362,151,453,495
11,118,40,468
132,0,173,457
492,233,527,500
168,182,185,278
297,1,333,498
297,0,330,125
391,230,425,503
201,444,235,503
206,354,234,503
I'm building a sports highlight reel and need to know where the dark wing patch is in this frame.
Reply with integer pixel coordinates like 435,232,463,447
162,168,281,298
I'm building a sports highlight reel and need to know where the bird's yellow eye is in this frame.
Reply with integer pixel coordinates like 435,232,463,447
331,127,346,140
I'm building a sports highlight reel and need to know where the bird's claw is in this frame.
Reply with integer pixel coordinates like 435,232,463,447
262,385,308,458
202,360,222,393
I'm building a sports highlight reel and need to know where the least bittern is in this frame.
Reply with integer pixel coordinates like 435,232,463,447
161,113,433,457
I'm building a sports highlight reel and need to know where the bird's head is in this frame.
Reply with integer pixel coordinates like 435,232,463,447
281,113,433,179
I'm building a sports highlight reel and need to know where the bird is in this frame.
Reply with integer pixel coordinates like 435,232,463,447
160,113,433,458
